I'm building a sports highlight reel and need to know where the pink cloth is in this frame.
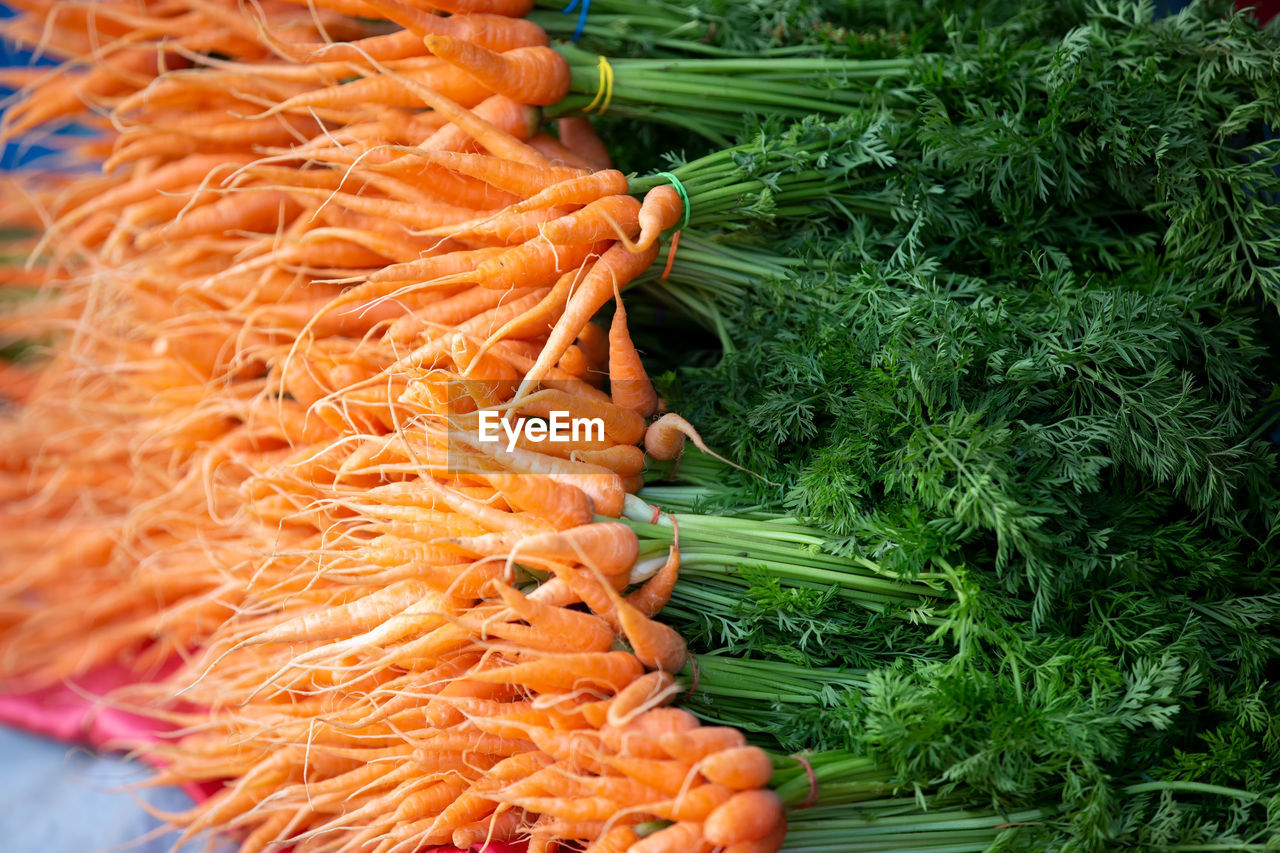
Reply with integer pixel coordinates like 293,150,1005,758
0,664,524,852
0,661,220,803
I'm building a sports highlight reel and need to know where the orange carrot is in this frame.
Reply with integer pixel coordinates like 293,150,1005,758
585,564,687,673
527,132,598,170
572,445,646,477
633,185,685,252
484,471,594,529
472,237,605,292
392,150,586,197
516,240,659,398
502,169,628,215
659,728,748,763
699,747,775,790
241,580,434,646
557,117,612,170
359,1,549,51
626,547,680,617
420,94,543,155
704,790,784,847
723,816,787,853
424,36,570,107
257,66,494,117
606,671,681,728
539,194,642,245
629,821,712,853
467,650,644,693
608,285,659,418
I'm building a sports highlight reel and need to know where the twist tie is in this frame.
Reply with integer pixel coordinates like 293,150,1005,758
648,503,662,525
686,655,700,697
584,55,614,115
652,171,692,231
792,753,819,809
561,0,590,42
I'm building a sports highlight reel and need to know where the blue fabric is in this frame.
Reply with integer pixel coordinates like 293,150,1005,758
0,727,235,853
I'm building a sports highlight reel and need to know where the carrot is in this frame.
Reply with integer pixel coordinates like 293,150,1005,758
633,185,685,252
471,237,605,292
585,565,687,673
648,783,735,822
439,524,638,578
508,522,641,577
351,63,547,164
419,94,542,155
272,186,477,231
606,671,681,728
467,650,644,693
560,774,667,804
255,66,494,118
423,204,575,245
629,821,712,853
659,728,748,764
604,756,697,801
577,320,610,370
240,580,433,646
367,245,507,285
483,584,615,654
644,413,771,486
389,776,471,823
389,150,585,197
484,471,594,529
557,117,612,171
608,284,659,418
424,35,570,107
138,190,301,249
723,815,787,853
275,29,428,64
497,169,629,216
699,747,775,790
494,795,619,823
539,194,642,245
358,1,549,51
371,158,521,210
559,344,594,380
498,386,647,444
626,546,681,617
452,806,524,848
527,132,598,170
572,445,647,477
585,825,639,853
704,790,784,847
515,240,659,399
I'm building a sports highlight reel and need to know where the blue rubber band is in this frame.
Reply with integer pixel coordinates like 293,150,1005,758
561,0,590,42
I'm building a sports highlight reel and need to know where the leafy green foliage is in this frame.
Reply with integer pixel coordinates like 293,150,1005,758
613,1,1280,849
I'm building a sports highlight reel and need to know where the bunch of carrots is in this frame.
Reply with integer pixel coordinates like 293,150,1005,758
0,0,795,851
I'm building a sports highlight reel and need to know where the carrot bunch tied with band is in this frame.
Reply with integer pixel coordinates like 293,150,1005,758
0,0,794,852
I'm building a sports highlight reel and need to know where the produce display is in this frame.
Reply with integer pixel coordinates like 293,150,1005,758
0,1,1278,852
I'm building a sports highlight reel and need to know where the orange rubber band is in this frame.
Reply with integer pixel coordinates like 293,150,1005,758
792,754,819,809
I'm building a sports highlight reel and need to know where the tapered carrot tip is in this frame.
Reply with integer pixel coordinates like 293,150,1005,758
704,789,784,847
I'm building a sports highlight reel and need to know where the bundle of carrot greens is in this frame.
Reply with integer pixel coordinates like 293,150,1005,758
1,0,1279,852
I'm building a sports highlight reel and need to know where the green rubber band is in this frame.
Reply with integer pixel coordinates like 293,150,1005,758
652,171,692,231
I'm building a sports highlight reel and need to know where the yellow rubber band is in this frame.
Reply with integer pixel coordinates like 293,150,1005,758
584,55,614,115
